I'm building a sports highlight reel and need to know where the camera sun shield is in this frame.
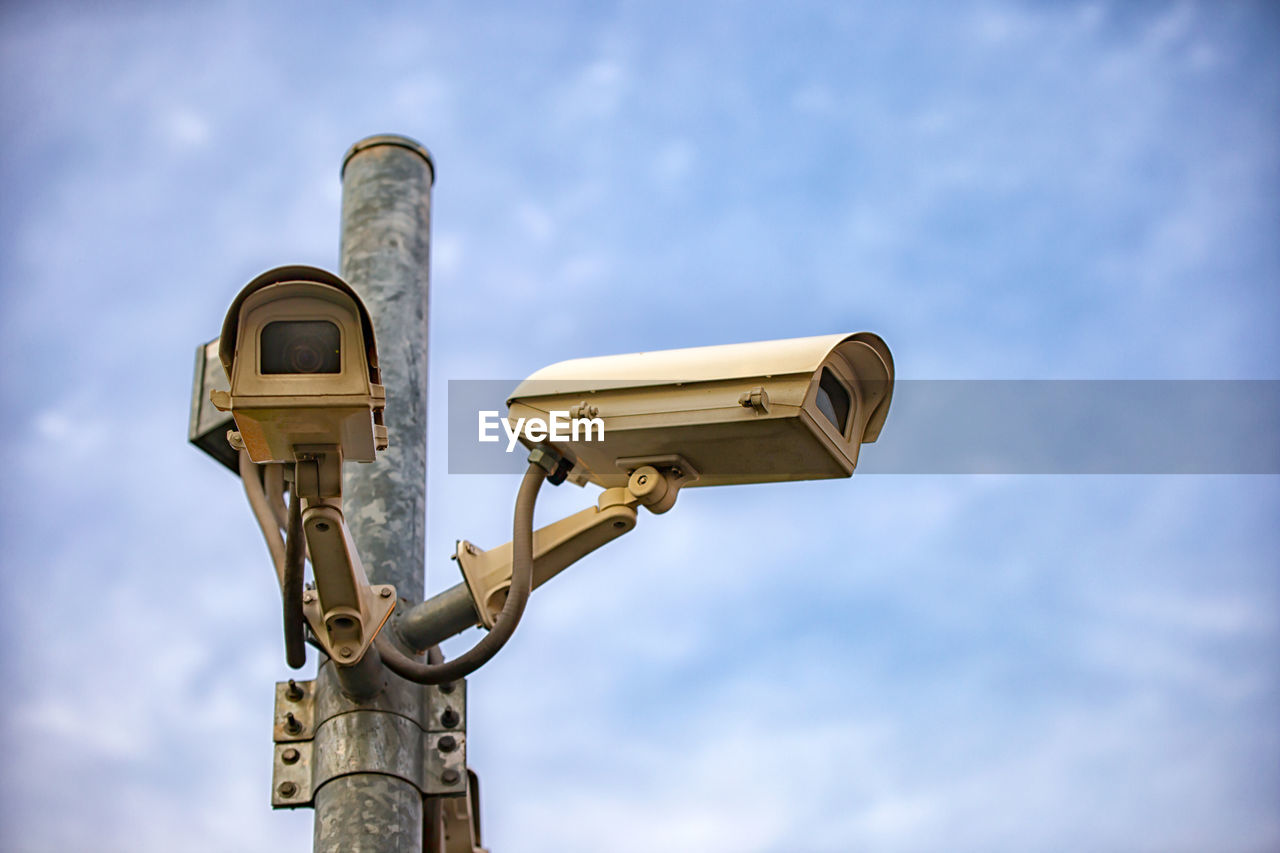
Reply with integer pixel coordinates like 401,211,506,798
212,266,387,464
506,332,894,488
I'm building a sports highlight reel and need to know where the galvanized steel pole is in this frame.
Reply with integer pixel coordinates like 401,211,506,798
339,134,432,599
311,134,434,853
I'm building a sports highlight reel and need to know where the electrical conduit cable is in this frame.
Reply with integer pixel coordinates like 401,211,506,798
264,463,288,531
239,450,286,583
282,478,307,669
376,461,545,684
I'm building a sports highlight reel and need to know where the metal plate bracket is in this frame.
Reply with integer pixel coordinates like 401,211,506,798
271,675,468,808
274,678,315,742
272,740,315,808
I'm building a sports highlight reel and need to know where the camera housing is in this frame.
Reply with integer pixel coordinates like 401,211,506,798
506,332,893,489
212,265,386,464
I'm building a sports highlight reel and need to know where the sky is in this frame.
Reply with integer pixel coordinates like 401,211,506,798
1,1,1277,851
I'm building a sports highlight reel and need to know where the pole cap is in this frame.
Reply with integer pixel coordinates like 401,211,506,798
341,134,435,184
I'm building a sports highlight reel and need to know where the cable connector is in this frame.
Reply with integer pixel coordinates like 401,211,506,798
528,447,572,485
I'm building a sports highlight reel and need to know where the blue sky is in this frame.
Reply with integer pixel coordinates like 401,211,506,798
1,2,1277,851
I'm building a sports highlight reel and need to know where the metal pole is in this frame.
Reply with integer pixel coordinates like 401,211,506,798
311,134,434,853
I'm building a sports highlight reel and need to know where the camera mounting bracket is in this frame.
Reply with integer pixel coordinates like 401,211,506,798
457,488,639,630
616,454,699,514
288,443,396,663
300,499,396,664
455,455,704,629
293,445,344,501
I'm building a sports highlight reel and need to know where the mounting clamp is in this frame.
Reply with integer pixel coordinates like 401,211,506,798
270,669,469,809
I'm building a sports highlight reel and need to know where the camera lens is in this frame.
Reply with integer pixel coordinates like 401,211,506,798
261,321,341,374
288,341,323,372
815,367,851,436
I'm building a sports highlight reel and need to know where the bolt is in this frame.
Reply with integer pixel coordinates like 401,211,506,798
338,646,354,659
439,681,455,694
303,592,315,604
441,769,461,785
379,587,393,598
285,679,303,701
636,474,648,485
437,735,457,753
284,712,302,735
441,708,460,728
281,747,300,764
278,781,298,799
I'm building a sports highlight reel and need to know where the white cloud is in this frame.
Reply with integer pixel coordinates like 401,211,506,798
514,200,557,244
432,230,464,278
556,59,629,123
11,697,144,759
1144,1,1196,53
162,107,211,148
32,405,108,458
556,252,610,287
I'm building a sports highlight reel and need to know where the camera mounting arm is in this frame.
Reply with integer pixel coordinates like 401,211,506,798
454,461,691,630
218,422,397,667
290,446,396,665
457,489,637,629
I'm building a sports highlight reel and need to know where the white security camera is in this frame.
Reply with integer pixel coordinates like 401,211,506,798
505,332,893,498
210,265,387,467
434,332,894,647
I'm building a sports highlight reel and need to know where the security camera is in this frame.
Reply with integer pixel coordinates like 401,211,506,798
411,332,895,654
210,265,387,467
505,332,893,499
210,265,395,667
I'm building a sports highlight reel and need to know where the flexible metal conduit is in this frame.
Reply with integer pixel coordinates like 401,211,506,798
376,461,544,684
239,450,286,583
239,450,308,669
281,484,306,669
